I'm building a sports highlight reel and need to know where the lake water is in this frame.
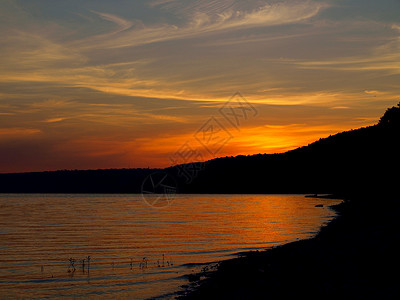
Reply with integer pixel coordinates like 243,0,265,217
0,194,341,299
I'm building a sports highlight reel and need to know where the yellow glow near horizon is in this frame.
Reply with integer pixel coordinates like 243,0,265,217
0,0,399,173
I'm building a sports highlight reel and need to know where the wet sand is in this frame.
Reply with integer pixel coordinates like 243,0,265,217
178,197,400,299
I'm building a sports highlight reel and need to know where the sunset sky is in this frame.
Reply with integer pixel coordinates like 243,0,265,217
1,0,399,173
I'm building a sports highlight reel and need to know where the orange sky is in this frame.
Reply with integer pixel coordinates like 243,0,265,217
1,0,400,173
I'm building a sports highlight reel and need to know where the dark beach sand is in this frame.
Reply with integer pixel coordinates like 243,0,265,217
178,196,400,299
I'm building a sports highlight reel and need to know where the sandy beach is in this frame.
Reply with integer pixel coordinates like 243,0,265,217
178,196,400,299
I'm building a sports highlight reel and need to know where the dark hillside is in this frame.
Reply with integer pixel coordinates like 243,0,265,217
1,103,399,198
175,103,399,198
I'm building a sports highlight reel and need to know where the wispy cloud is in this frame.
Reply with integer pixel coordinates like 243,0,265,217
0,128,42,138
292,23,400,75
1,0,400,172
148,0,179,8
91,10,134,32
74,1,328,49
0,1,331,105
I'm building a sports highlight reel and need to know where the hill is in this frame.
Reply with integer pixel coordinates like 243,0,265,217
172,102,399,198
1,103,399,197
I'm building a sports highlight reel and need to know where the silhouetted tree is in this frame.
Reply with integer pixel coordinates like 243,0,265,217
379,102,400,128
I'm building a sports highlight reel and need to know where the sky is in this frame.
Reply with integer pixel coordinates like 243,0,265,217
0,0,399,173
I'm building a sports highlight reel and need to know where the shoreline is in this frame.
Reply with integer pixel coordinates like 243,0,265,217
177,196,400,299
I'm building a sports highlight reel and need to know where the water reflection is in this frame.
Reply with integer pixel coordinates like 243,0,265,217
0,194,341,299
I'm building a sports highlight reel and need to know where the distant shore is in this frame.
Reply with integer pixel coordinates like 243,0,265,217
177,195,400,299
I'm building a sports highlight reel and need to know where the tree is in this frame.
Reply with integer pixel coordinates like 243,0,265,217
379,102,400,128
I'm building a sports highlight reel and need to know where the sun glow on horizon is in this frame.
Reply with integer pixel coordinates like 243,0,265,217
1,0,399,173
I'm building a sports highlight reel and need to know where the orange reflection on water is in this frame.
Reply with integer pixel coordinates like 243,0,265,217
0,194,341,299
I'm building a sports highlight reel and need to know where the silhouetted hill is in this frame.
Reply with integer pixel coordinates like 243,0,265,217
1,103,399,198
171,103,400,198
178,104,400,300
0,168,160,193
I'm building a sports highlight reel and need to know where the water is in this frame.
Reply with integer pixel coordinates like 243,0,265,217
0,194,341,299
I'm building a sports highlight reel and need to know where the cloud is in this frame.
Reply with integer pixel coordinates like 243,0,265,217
0,1,331,106
91,10,134,32
31,100,189,126
0,31,86,71
42,117,68,123
291,22,400,75
148,0,178,8
74,1,328,49
153,0,236,16
364,90,381,95
330,106,350,109
1,0,400,173
0,128,42,138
